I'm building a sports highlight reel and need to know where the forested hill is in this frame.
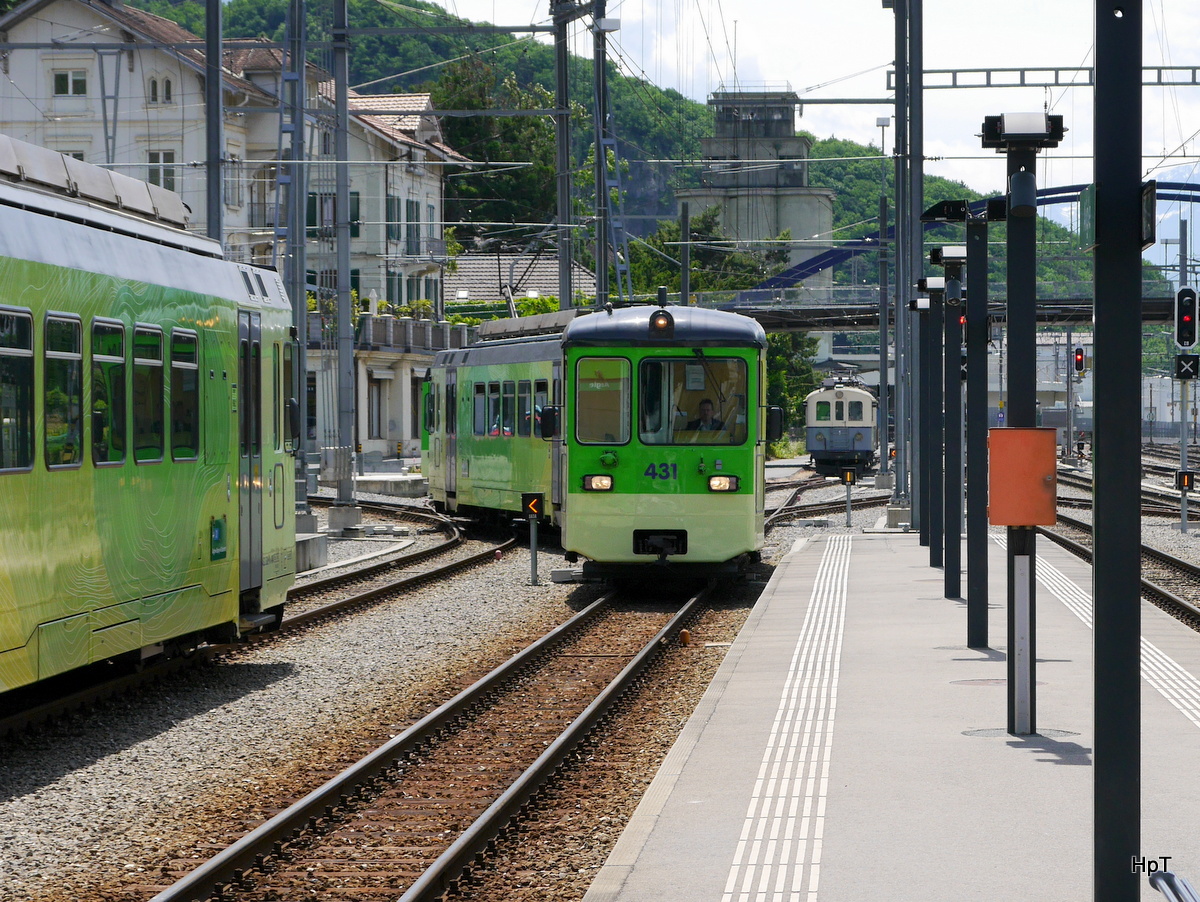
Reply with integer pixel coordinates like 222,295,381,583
132,0,1113,292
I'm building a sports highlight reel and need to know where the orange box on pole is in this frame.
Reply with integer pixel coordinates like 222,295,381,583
987,427,1057,526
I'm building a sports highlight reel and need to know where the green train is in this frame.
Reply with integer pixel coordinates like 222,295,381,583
423,305,783,578
0,136,298,698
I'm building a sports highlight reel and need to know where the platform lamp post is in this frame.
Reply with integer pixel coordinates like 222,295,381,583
980,113,1063,738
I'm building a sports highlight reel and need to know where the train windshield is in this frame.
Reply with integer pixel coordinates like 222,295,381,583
638,357,748,445
575,357,631,444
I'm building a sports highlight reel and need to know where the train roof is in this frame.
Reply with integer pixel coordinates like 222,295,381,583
562,304,766,349
0,134,215,256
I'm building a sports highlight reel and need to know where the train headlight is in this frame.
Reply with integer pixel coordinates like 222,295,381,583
583,474,614,491
708,475,739,492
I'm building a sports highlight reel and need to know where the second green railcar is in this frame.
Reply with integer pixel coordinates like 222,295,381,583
424,305,780,578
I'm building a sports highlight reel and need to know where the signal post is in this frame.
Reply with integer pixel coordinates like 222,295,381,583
1176,286,1198,532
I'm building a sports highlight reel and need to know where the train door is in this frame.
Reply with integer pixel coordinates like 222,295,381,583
550,362,562,509
238,311,263,594
445,367,457,507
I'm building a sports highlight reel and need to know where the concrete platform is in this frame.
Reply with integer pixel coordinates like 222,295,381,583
585,531,1200,900
317,473,429,498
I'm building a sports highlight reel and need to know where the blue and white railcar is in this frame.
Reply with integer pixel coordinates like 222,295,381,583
804,380,877,476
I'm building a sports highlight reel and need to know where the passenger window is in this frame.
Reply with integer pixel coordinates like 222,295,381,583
91,321,126,465
133,327,164,462
501,381,515,436
0,311,34,471
487,382,501,436
533,379,548,438
575,357,630,444
848,400,864,421
815,401,831,422
44,316,82,468
835,401,844,421
517,380,531,437
170,331,199,460
473,383,486,435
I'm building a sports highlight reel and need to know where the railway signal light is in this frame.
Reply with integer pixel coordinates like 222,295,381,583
1074,348,1085,372
1176,287,1198,348
1177,471,1195,492
841,467,857,485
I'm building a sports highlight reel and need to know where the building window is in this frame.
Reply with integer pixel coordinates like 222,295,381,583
367,377,383,439
405,199,421,255
224,154,243,207
163,78,172,103
53,69,87,96
149,77,158,103
148,150,176,192
386,195,402,241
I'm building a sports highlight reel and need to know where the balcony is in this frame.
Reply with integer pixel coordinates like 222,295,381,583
307,312,475,353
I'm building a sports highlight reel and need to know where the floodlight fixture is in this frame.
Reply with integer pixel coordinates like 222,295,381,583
930,246,968,266
916,276,946,292
980,113,1066,150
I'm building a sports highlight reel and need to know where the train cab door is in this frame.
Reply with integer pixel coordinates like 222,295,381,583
445,367,457,508
238,311,263,594
550,361,562,510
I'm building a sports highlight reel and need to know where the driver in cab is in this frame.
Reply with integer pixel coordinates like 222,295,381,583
686,398,724,431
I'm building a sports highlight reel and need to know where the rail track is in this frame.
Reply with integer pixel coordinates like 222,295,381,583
142,587,710,902
0,501,508,737
1040,513,1200,632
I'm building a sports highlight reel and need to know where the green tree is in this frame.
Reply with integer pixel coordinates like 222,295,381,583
766,333,820,428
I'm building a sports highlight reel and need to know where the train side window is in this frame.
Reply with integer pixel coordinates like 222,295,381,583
501,381,515,436
517,380,531,437
91,321,126,465
133,327,164,463
815,401,831,422
170,330,200,460
473,383,486,436
0,310,34,471
44,315,82,469
848,400,864,421
273,343,281,451
487,382,501,436
533,379,548,438
575,357,630,445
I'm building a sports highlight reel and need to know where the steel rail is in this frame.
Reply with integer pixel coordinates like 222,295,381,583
280,536,516,629
1040,513,1200,620
147,590,622,902
397,584,711,902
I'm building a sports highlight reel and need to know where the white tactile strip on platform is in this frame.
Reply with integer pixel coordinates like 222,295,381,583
722,534,851,902
997,535,1200,731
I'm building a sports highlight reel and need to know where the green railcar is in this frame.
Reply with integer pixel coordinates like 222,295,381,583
0,137,298,696
424,305,780,578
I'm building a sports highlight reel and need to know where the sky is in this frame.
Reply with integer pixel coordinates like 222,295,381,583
432,0,1200,264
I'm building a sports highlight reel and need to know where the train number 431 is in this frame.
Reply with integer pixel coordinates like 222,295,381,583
644,462,678,479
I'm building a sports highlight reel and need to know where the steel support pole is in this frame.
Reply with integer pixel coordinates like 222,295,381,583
681,202,691,304
928,288,944,567
918,304,931,548
286,0,310,520
555,14,572,310
205,0,223,246
965,218,989,646
1182,220,1190,532
943,269,962,598
1005,145,1038,737
891,0,909,506
592,2,609,309
879,194,891,475
1093,3,1143,893
334,0,356,509
908,0,925,527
